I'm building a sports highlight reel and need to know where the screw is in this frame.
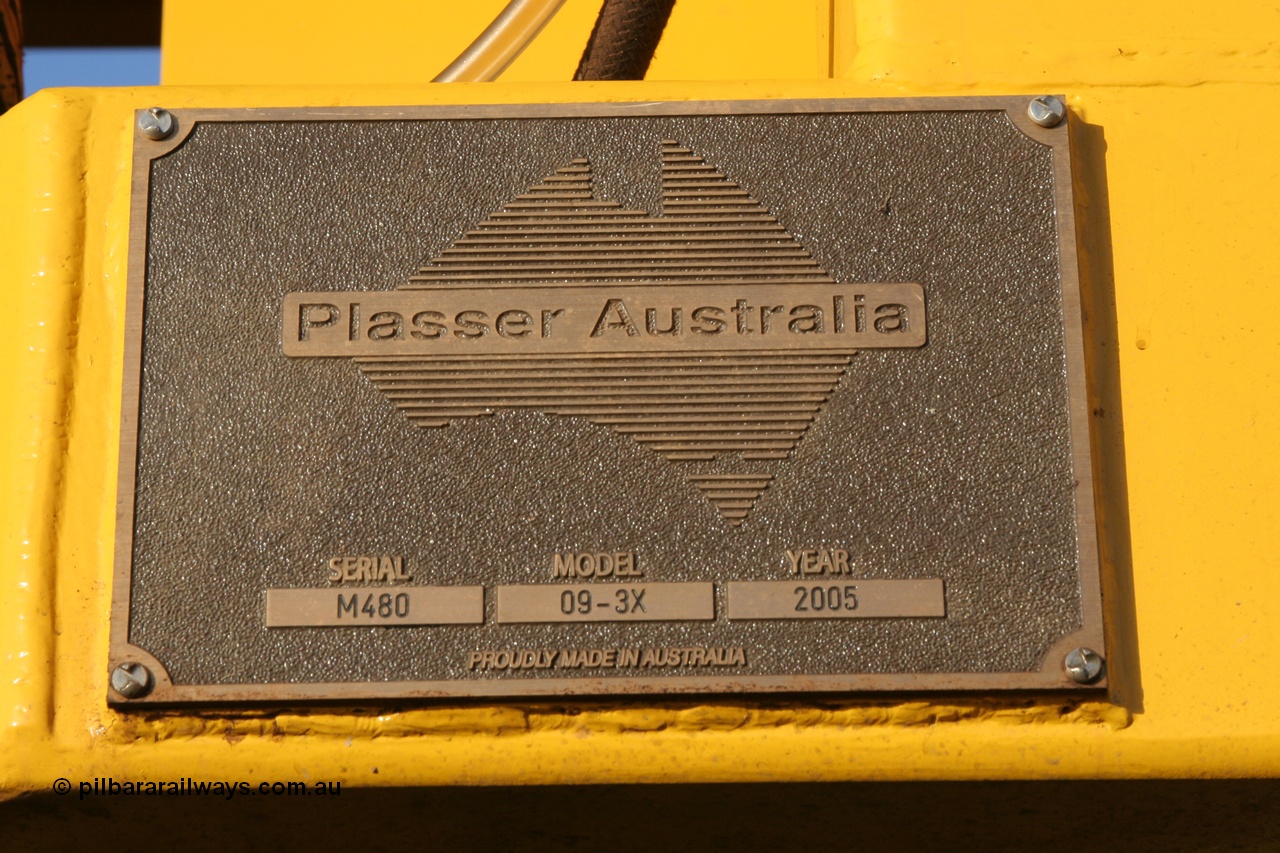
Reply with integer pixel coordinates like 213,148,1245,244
137,107,175,141
1063,647,1104,684
111,662,154,698
1027,95,1066,128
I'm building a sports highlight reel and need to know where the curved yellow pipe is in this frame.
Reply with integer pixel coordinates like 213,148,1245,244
433,0,570,82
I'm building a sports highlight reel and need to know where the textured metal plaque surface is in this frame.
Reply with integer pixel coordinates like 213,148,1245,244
110,97,1104,704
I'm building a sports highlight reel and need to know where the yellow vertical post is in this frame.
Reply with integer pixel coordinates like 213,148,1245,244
0,91,89,745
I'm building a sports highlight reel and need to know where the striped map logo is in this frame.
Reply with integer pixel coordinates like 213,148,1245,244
284,142,926,525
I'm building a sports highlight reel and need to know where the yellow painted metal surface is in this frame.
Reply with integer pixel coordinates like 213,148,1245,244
4,1,1280,797
645,0,832,80
161,0,835,85
160,0,608,85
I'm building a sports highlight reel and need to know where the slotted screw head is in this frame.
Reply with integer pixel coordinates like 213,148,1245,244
1028,95,1066,128
137,107,175,140
111,662,154,698
1064,647,1104,684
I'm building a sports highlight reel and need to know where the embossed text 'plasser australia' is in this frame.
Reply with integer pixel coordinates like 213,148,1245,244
281,283,926,356
111,98,1106,704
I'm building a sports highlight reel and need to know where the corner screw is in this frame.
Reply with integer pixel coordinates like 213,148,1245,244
137,107,175,141
111,662,154,698
1027,95,1066,128
1063,647,1104,684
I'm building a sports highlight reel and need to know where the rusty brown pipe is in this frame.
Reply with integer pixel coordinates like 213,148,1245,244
575,0,675,81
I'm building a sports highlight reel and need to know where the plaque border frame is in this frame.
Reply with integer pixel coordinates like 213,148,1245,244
109,96,1106,705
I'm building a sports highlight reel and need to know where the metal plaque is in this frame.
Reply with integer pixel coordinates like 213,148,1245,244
110,97,1105,704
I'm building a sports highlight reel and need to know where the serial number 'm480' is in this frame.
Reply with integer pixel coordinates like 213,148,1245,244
337,592,410,619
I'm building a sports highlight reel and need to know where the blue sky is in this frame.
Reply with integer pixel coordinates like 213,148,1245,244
23,47,161,97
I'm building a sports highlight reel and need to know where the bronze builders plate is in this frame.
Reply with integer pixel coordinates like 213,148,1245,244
110,97,1105,704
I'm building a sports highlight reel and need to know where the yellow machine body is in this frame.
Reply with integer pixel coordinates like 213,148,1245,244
3,0,1280,796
